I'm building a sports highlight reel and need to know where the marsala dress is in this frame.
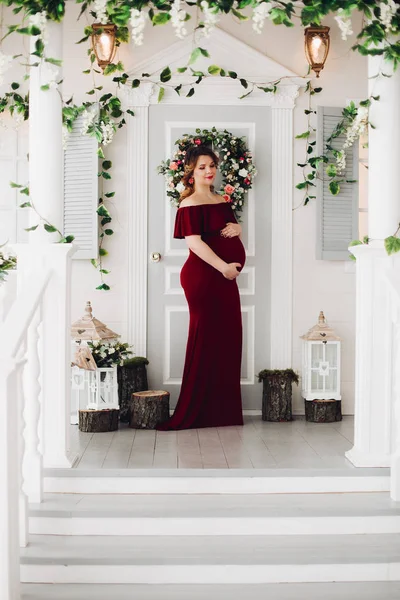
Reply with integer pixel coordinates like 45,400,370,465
156,202,246,431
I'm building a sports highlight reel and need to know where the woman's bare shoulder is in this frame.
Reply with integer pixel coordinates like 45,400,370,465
179,195,202,209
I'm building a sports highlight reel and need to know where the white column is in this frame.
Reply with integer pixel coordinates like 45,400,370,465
29,20,63,240
368,57,400,241
385,259,400,499
345,245,393,467
123,83,154,357
346,58,400,467
270,104,295,368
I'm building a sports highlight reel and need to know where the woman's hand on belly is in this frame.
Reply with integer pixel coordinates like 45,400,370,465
220,222,241,238
222,262,242,280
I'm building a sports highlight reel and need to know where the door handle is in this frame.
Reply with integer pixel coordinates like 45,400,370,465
150,251,162,263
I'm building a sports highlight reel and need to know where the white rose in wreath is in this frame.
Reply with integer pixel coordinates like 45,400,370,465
238,168,248,177
176,182,185,193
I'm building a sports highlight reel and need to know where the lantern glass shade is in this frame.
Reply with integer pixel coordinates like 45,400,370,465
87,367,119,410
304,26,330,77
302,340,341,401
91,23,117,70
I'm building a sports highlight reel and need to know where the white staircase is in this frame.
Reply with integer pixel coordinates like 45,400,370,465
21,468,400,599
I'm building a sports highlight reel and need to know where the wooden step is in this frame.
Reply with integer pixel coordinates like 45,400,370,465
21,581,400,600
29,492,400,536
20,533,400,584
44,467,390,494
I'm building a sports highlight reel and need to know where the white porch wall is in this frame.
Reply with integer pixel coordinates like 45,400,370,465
2,5,367,415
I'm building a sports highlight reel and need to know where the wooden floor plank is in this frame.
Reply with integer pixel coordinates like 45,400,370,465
71,417,355,470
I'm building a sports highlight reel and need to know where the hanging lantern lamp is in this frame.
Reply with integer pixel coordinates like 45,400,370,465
91,23,117,70
304,25,330,78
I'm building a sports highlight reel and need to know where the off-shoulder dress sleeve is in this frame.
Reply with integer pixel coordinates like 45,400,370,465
174,207,203,239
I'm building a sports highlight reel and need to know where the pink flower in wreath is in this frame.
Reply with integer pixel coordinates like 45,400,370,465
222,194,232,203
169,162,178,171
194,138,202,145
224,184,235,195
244,178,251,186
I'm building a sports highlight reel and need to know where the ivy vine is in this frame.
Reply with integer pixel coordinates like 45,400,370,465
0,0,399,281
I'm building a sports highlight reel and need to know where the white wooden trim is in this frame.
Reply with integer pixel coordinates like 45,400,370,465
270,108,293,369
241,305,255,385
124,45,299,367
124,84,154,356
163,305,188,385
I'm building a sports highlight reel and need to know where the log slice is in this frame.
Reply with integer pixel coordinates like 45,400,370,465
130,390,170,429
79,409,119,432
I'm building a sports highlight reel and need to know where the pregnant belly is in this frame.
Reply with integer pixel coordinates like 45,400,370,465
205,235,246,269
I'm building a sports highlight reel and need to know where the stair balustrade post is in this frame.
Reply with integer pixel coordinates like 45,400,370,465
391,318,400,500
22,308,43,504
0,359,21,600
17,356,29,548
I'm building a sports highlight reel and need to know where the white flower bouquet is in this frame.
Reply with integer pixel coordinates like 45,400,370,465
87,340,133,368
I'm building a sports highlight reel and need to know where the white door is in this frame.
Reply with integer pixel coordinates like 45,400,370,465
147,104,271,410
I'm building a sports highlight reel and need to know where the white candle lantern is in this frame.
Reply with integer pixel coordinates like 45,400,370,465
86,366,119,410
300,311,341,401
70,301,120,414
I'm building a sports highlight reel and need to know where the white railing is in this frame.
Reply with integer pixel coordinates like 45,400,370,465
0,268,49,600
0,244,75,600
384,262,400,501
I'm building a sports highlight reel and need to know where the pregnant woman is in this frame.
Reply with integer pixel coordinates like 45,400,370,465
156,144,246,431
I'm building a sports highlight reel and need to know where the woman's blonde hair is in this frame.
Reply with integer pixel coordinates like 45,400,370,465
179,145,219,202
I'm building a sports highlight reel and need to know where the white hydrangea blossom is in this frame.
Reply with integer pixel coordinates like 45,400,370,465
380,0,397,32
93,0,108,25
336,106,369,172
130,9,147,46
29,11,48,46
334,8,353,41
41,64,59,89
170,0,187,39
200,1,220,38
252,2,272,35
0,51,13,86
100,120,116,146
80,108,97,135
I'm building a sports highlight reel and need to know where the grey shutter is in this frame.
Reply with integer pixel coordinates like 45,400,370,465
63,115,99,260
316,106,359,260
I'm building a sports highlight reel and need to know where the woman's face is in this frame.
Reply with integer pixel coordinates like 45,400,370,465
193,155,217,186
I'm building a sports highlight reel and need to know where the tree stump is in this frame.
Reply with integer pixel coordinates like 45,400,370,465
79,409,119,432
117,357,149,423
305,399,342,423
129,390,170,429
261,378,294,422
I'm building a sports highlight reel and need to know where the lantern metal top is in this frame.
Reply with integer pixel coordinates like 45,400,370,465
300,311,341,342
71,301,120,341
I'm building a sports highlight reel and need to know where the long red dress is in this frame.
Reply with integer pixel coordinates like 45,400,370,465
156,202,246,431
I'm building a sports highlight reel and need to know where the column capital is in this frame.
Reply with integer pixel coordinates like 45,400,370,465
269,84,299,110
120,82,155,110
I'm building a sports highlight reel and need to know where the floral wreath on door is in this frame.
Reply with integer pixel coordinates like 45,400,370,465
157,127,257,219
